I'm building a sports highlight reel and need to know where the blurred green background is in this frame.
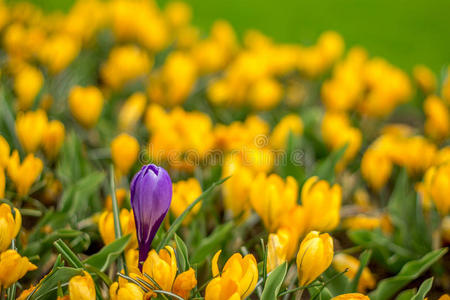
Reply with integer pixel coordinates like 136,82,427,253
12,0,450,74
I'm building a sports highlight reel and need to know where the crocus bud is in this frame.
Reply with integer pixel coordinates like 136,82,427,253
14,65,44,111
42,120,65,160
211,250,258,299
68,271,95,300
361,148,392,191
98,208,136,247
119,92,147,132
7,150,43,196
111,133,140,177
68,85,103,129
333,253,375,293
130,164,172,267
422,163,450,216
301,176,342,232
110,281,144,300
0,136,10,168
0,203,22,251
0,250,37,288
15,109,48,153
250,173,298,232
332,294,370,300
296,231,333,286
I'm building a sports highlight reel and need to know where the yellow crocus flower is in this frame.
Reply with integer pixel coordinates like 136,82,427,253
296,231,334,286
301,176,342,232
250,173,298,232
332,294,370,300
68,271,95,300
333,253,376,293
270,114,303,150
14,65,43,111
110,133,140,177
7,150,43,196
118,92,147,132
0,250,37,288
0,136,10,168
15,109,48,153
171,178,202,224
140,246,177,292
42,120,65,160
267,229,289,273
68,85,103,129
110,281,144,300
0,203,21,251
205,277,240,300
98,209,136,247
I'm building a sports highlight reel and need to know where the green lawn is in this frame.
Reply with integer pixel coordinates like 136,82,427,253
10,0,450,74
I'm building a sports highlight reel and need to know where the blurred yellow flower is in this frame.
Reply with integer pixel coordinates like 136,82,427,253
270,114,303,150
361,147,392,191
111,133,140,177
105,188,127,211
424,95,450,141
332,294,370,300
15,109,48,153
0,136,10,168
39,34,80,74
342,215,381,231
42,120,65,160
0,250,37,288
296,231,334,286
68,85,104,129
171,178,202,224
98,209,136,247
68,271,95,300
422,162,450,216
118,92,147,132
250,173,298,232
14,65,43,110
333,253,376,293
7,150,43,196
413,64,436,95
267,229,289,273
302,176,342,232
248,77,283,110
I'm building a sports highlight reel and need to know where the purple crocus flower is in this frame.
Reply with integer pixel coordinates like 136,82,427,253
130,164,172,270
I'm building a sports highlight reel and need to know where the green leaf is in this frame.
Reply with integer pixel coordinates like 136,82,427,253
156,176,230,251
261,262,287,300
53,239,84,269
84,235,131,272
28,267,83,300
175,234,189,272
279,132,305,183
309,285,333,300
395,289,416,300
348,250,372,292
191,222,233,264
313,144,347,183
369,248,447,300
410,277,434,300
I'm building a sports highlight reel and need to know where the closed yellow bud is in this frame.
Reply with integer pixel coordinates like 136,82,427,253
15,109,48,153
296,231,334,286
342,215,381,231
211,250,258,299
424,95,450,140
0,203,21,252
110,281,144,300
105,188,127,211
302,176,342,232
413,65,436,95
137,246,177,292
270,114,303,149
171,178,202,224
68,86,103,129
438,295,450,300
39,34,80,74
118,92,147,131
98,209,136,247
14,66,43,110
361,148,392,190
110,133,139,176
0,250,37,288
7,150,43,196
279,206,307,259
68,271,95,300
333,253,376,293
422,163,450,216
172,268,197,299
267,229,289,273
205,277,240,300
332,294,370,300
250,173,298,232
42,120,65,159
0,136,10,168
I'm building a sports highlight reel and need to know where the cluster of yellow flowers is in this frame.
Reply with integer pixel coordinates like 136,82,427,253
0,0,450,299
